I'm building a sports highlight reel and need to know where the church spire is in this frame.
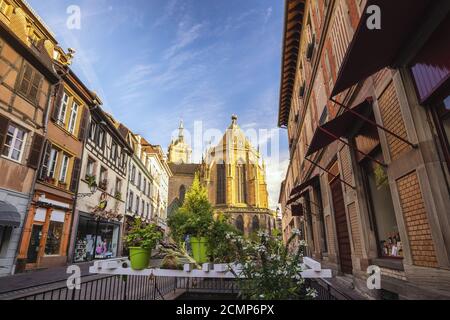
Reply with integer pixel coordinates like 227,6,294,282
178,119,184,142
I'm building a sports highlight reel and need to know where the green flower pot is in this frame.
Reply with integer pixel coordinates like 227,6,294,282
129,247,151,270
190,237,208,263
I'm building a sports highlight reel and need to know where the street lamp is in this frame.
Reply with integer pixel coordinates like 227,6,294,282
75,183,98,199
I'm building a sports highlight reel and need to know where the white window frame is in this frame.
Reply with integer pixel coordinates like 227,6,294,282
58,92,69,126
59,154,70,182
68,102,79,134
1,124,27,163
48,148,58,178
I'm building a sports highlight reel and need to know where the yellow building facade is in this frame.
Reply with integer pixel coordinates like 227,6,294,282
199,115,275,235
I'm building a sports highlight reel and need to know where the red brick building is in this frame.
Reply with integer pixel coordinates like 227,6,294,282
278,0,450,299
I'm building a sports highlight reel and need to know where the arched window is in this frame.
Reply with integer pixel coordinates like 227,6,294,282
235,164,247,203
179,185,186,203
252,216,260,233
216,163,226,204
236,215,244,233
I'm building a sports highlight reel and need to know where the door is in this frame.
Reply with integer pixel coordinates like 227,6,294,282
330,177,353,274
27,225,43,263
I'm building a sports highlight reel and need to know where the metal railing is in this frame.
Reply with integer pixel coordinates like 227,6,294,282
15,275,177,301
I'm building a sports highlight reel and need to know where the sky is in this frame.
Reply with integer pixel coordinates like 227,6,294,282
28,0,289,209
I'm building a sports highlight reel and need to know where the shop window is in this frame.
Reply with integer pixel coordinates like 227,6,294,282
44,211,65,255
74,215,119,262
361,149,403,259
0,226,11,257
1,123,27,162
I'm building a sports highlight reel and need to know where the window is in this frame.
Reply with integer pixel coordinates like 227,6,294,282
146,203,150,219
252,216,260,233
137,172,142,190
68,102,79,134
111,142,118,160
18,63,42,102
115,178,122,197
59,154,70,183
89,122,96,140
361,149,402,258
57,92,69,126
128,191,134,211
86,157,95,177
236,215,244,233
131,165,136,183
48,148,58,178
216,164,226,204
29,31,41,48
143,178,147,194
432,96,450,172
99,167,108,190
0,0,11,17
235,164,247,203
44,211,65,255
141,199,145,216
135,196,140,214
1,123,27,162
179,185,186,203
97,129,105,149
0,225,11,257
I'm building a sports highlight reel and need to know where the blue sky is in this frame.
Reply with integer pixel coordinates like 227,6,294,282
28,0,289,208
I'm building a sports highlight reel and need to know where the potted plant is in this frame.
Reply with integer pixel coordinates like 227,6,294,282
85,174,97,188
125,218,163,270
168,174,214,264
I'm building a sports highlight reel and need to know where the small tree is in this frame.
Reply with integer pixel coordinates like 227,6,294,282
168,174,214,243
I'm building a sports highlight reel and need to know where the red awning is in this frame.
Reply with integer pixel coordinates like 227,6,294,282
331,0,433,97
289,175,319,197
306,98,373,157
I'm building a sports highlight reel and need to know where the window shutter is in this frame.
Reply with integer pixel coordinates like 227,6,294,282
51,83,64,122
78,107,89,141
19,64,32,95
29,72,42,102
0,114,10,155
27,133,45,169
70,157,81,193
39,140,52,180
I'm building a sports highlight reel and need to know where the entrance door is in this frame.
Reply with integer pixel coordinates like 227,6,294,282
27,225,43,263
330,178,353,274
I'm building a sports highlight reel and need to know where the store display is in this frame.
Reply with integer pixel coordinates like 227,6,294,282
380,232,403,258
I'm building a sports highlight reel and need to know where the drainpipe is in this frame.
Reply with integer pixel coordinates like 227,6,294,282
12,75,59,274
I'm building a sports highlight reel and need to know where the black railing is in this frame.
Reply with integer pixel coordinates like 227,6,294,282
15,275,177,301
7,275,350,301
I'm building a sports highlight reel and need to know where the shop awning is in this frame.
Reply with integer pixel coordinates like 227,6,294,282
0,201,21,228
331,0,433,97
306,98,373,157
287,175,320,206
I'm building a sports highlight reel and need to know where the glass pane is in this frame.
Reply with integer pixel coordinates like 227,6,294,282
11,149,20,160
45,221,64,255
1,145,10,157
74,217,97,262
95,223,119,259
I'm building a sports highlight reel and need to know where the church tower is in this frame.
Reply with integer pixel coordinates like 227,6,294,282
200,115,273,236
168,120,192,164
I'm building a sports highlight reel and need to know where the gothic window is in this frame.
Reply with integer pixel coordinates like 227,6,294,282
252,216,260,233
235,164,247,203
236,215,244,233
179,185,186,203
216,163,226,204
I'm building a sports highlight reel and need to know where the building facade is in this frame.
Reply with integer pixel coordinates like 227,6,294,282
199,115,275,235
145,144,171,231
278,0,450,299
69,105,132,263
0,0,59,276
18,64,93,271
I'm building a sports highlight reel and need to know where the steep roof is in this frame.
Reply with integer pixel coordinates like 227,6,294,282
169,163,200,176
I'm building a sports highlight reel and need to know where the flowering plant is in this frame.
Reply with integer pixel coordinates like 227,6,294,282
228,229,317,300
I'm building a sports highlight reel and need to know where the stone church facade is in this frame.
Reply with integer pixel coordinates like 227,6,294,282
167,116,276,236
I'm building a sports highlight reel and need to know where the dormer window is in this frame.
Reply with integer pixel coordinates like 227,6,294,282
0,0,11,18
